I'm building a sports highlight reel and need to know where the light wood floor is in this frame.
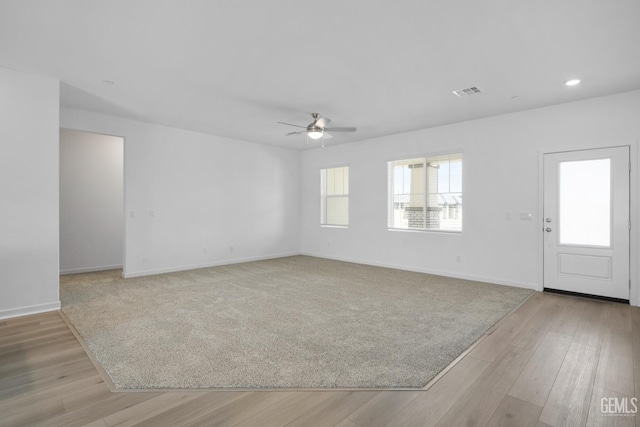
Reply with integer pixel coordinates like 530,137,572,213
1,292,638,427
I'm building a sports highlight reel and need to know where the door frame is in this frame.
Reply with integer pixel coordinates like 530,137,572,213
60,127,127,277
537,141,638,306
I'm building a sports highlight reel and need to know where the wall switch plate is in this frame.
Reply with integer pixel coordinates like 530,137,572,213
505,212,512,220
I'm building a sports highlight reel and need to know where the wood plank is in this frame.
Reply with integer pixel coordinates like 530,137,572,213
386,355,490,427
508,332,573,407
0,332,78,358
345,391,420,427
538,341,600,427
234,392,337,427
605,303,632,332
62,380,114,414
594,328,635,396
485,395,542,427
1,311,60,327
42,392,163,427
83,420,108,427
126,391,246,427
188,391,295,427
630,308,640,393
435,385,505,427
509,295,567,350
0,396,68,426
0,373,104,414
336,419,360,427
285,391,379,427
473,344,533,394
439,344,539,426
0,351,94,397
549,298,589,337
0,362,99,402
102,392,210,427
586,386,636,427
470,293,545,362
572,300,609,349
637,382,640,427
0,343,86,379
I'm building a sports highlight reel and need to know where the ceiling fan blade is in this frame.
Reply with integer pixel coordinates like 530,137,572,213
277,122,307,129
315,116,331,128
324,127,356,132
324,132,333,139
285,130,307,136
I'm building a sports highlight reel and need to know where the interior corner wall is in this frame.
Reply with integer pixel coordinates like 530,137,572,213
59,108,301,277
300,90,640,303
0,67,60,319
59,129,124,274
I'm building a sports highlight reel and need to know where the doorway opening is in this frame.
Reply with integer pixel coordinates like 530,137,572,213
59,128,124,275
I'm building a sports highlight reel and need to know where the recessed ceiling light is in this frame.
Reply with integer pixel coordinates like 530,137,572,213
102,80,115,86
565,79,581,86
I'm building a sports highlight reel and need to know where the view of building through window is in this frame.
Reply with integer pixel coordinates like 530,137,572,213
388,153,462,232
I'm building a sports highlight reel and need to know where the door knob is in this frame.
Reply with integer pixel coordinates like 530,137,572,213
546,227,552,232
545,218,552,223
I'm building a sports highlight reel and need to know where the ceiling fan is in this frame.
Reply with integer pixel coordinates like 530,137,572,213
277,113,356,145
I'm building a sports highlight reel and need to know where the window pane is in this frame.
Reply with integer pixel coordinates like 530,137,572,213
327,196,349,226
388,154,462,232
321,166,349,226
559,158,611,246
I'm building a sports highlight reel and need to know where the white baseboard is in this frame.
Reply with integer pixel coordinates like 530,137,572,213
123,252,301,278
0,301,61,320
300,252,538,291
60,264,123,275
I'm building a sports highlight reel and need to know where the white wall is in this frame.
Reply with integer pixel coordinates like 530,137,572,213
60,108,300,277
59,129,124,274
301,90,640,305
0,67,60,319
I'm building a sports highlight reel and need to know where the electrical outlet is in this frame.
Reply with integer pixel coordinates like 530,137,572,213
202,248,208,255
229,246,234,252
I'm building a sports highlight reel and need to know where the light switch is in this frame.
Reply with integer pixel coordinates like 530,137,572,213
129,210,136,218
149,210,156,218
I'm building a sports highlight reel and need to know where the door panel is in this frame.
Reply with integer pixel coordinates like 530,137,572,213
543,147,629,300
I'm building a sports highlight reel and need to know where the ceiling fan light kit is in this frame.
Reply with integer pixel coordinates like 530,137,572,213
278,112,356,148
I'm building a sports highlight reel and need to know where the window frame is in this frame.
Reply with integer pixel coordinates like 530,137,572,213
387,151,463,234
320,164,350,228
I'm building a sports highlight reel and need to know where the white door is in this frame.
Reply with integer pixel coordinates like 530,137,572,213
543,147,630,300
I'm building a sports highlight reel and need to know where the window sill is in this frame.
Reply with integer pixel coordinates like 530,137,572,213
387,227,461,234
321,225,349,229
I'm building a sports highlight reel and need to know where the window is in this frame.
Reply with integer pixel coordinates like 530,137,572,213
321,166,349,226
388,153,462,232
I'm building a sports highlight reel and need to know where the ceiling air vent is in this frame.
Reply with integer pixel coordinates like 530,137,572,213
452,86,481,97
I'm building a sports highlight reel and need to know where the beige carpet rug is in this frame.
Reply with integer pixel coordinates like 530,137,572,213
60,256,532,389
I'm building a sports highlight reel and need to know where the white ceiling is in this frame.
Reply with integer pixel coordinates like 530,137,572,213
2,1,640,150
